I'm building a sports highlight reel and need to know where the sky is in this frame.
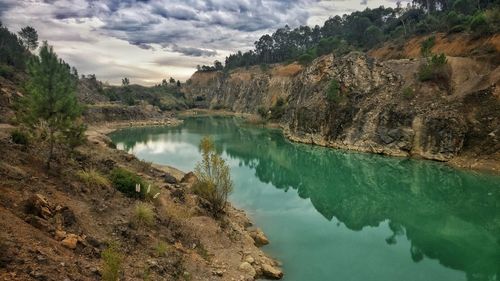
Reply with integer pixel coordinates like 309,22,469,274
0,0,407,85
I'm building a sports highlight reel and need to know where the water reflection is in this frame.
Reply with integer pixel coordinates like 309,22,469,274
110,117,500,281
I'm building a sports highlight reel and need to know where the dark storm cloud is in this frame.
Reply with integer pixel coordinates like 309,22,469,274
170,45,217,57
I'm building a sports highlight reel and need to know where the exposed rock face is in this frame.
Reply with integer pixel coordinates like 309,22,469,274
184,52,499,164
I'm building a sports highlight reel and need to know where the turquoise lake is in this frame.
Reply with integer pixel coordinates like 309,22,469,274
109,116,500,281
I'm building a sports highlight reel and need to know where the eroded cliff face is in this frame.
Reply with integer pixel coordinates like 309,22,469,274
184,52,499,166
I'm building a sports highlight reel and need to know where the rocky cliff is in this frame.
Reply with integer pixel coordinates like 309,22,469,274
184,52,500,169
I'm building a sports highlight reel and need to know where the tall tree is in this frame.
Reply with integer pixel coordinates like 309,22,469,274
18,42,82,169
18,26,38,51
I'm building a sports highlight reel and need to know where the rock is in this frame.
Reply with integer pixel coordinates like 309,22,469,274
164,173,178,184
180,172,198,186
54,230,67,241
261,264,283,280
170,189,185,202
238,262,256,278
61,234,79,249
61,208,77,227
25,194,52,219
249,228,269,246
245,256,255,264
25,216,54,233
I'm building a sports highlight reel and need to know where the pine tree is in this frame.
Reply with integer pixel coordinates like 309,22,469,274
18,26,38,51
18,41,83,169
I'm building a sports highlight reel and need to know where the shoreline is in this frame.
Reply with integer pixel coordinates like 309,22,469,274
86,117,285,280
176,110,500,174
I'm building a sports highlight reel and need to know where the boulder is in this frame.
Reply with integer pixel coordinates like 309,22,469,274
164,173,178,184
180,172,198,186
61,234,79,249
25,194,52,219
249,228,269,246
239,262,256,278
261,264,283,280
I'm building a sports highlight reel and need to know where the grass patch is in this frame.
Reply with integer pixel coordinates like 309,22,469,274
10,129,29,145
133,202,155,227
76,168,110,188
326,79,342,103
101,242,123,281
110,167,147,198
154,241,170,257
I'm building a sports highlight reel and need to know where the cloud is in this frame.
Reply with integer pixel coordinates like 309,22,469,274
0,0,406,85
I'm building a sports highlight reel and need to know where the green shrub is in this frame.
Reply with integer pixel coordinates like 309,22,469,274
154,241,170,257
298,53,314,66
257,107,268,119
76,169,110,188
259,64,270,72
193,137,233,218
133,202,155,227
419,53,448,82
420,36,435,57
269,98,286,120
402,87,414,99
0,64,14,78
110,167,147,198
470,13,490,35
11,129,29,145
326,79,342,103
101,243,123,281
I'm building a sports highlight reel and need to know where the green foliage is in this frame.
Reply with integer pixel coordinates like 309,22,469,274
364,25,384,48
402,87,414,99
193,136,233,218
420,36,436,57
259,63,270,72
0,24,29,70
419,53,449,82
101,243,123,281
122,77,130,86
11,129,29,145
326,79,342,103
17,42,83,169
133,202,155,227
0,64,15,78
76,168,110,188
257,106,268,119
110,167,147,198
269,98,286,120
18,26,38,51
298,53,314,66
154,241,170,257
470,12,490,35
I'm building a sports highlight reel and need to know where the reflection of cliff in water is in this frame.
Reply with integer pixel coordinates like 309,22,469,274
112,117,500,280
214,118,500,281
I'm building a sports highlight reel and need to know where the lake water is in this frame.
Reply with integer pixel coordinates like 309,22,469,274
109,116,500,281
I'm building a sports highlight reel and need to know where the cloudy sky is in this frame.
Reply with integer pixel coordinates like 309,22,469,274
1,0,406,85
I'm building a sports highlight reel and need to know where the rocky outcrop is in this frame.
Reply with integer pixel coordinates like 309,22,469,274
184,52,499,165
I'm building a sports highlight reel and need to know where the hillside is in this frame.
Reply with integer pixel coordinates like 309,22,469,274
184,35,500,171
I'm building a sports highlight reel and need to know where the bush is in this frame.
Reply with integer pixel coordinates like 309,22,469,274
402,87,414,99
418,53,448,82
133,202,155,227
0,64,14,78
298,53,314,66
154,241,170,257
326,79,342,103
101,243,123,281
257,106,268,119
470,13,490,35
76,169,110,188
420,36,435,57
269,98,286,120
193,137,233,218
110,167,147,198
10,129,29,145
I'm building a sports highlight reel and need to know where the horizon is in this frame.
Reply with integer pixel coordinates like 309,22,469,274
1,0,408,86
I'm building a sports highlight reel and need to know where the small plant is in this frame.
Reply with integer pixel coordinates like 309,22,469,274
259,63,269,72
402,87,414,99
154,241,170,257
420,36,435,57
193,136,233,218
10,129,29,145
257,107,268,119
133,202,155,227
418,53,448,82
326,79,342,103
101,242,123,281
76,168,111,188
269,98,286,120
110,167,147,198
